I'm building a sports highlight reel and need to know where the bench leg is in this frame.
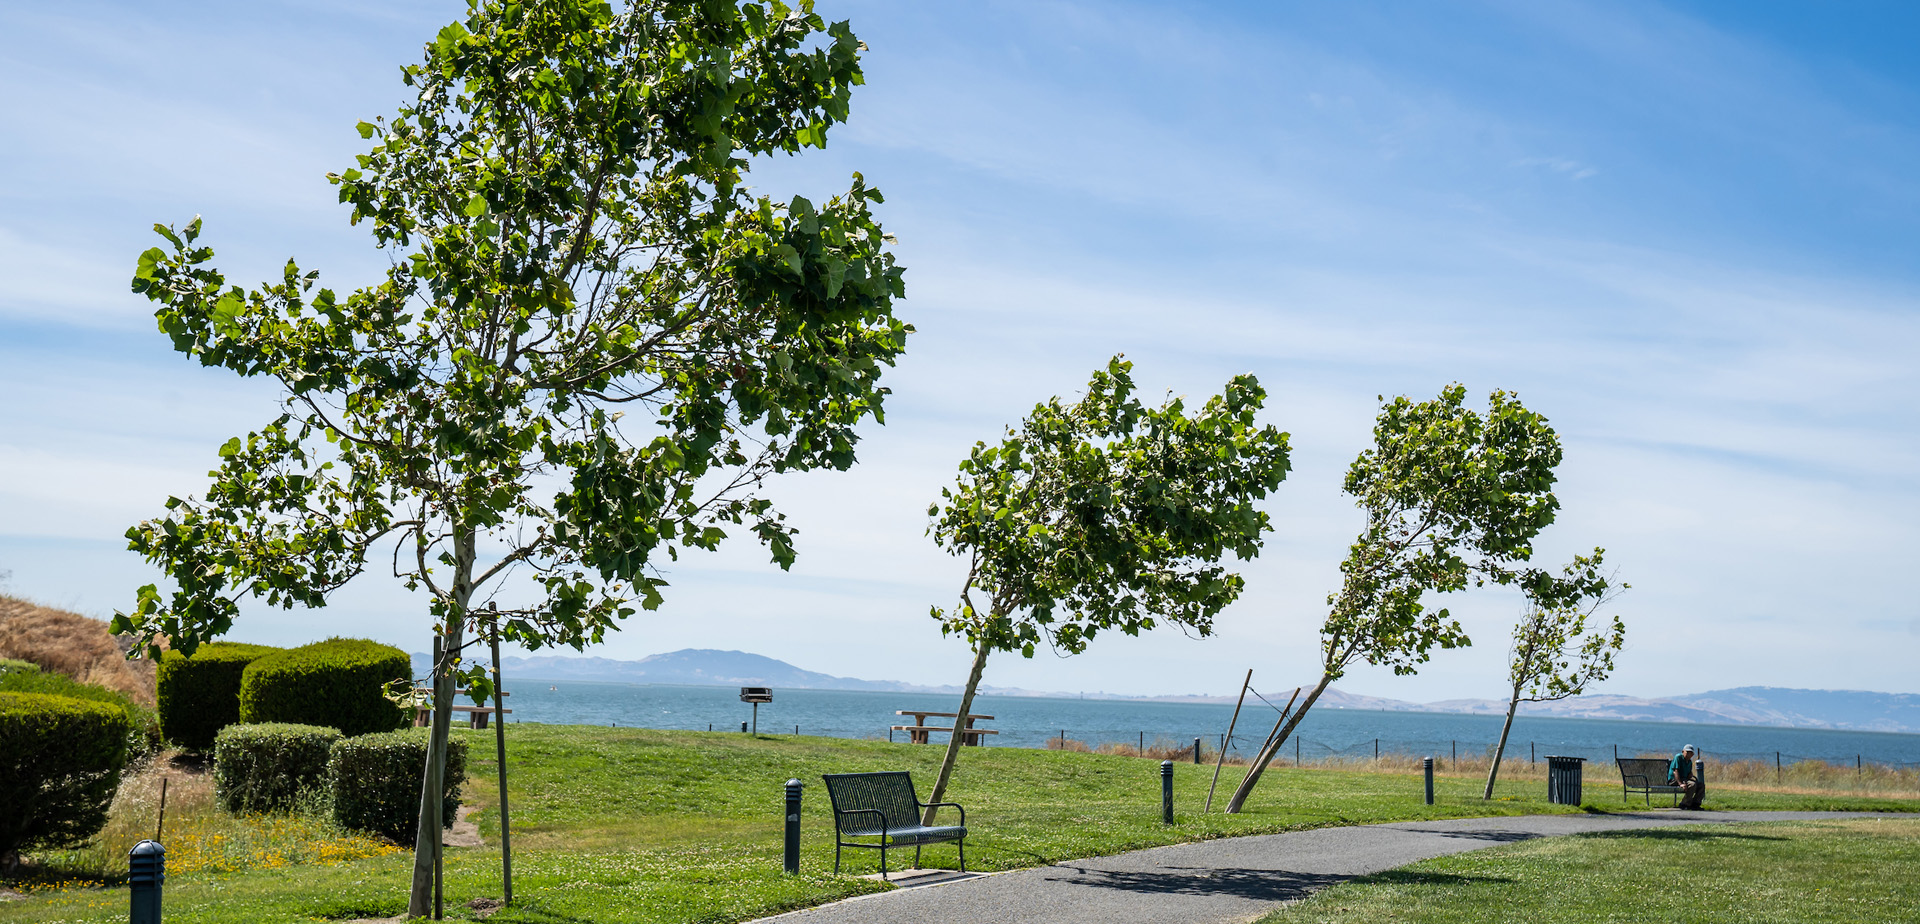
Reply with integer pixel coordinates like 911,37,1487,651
959,837,965,873
914,843,922,870
833,840,842,875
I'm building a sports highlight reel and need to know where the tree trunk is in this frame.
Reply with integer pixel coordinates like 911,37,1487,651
1483,688,1521,800
409,529,474,918
1224,672,1332,814
923,640,991,828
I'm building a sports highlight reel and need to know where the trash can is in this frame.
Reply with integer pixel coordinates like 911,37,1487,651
1545,756,1585,805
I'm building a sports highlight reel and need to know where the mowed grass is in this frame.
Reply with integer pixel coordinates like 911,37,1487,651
1257,816,1920,923
4,726,1916,923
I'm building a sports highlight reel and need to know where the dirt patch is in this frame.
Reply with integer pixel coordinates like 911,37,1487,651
444,805,484,848
467,896,504,918
0,888,25,902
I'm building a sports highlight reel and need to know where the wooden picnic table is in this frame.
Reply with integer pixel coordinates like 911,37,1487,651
892,710,998,746
414,690,512,729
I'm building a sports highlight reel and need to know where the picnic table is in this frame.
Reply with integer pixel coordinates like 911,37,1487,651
892,710,998,746
414,690,512,729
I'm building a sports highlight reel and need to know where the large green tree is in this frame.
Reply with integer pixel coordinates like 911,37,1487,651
921,357,1292,822
115,0,906,914
1225,385,1606,813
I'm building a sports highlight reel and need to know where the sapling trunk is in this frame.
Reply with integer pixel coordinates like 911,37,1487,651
1484,689,1521,799
923,640,991,827
410,529,473,918
1225,672,1332,814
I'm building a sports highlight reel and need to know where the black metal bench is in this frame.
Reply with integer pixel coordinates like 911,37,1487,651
1616,757,1686,806
821,771,967,875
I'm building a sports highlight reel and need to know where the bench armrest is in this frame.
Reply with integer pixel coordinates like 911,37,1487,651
918,800,966,825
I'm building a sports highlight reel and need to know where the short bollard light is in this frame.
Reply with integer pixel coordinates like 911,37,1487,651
1160,760,1175,824
1423,757,1435,806
783,779,803,874
129,839,164,924
1193,737,1202,765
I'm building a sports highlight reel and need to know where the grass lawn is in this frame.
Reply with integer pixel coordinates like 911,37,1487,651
1257,815,1920,923
4,726,1915,923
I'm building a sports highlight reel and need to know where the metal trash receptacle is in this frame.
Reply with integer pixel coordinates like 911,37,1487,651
1545,756,1586,805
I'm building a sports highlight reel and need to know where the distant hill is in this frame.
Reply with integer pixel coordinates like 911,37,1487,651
412,648,1920,734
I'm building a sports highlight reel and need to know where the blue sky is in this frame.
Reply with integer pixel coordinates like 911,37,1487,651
3,0,1917,702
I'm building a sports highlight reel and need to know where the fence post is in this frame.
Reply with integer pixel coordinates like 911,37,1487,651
1140,732,1145,753
1423,757,1435,805
1375,738,1379,761
1776,751,1782,783
1161,761,1175,823
783,779,803,874
1296,736,1301,766
129,839,164,924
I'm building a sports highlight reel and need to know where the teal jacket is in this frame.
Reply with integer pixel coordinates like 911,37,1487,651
1669,753,1695,784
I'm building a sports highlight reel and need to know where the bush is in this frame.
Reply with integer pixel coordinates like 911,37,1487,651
157,642,282,751
0,658,38,675
212,723,343,815
329,730,466,843
0,692,131,865
240,638,409,738
0,664,161,762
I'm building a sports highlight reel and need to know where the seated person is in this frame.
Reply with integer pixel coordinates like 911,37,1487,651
1668,744,1704,809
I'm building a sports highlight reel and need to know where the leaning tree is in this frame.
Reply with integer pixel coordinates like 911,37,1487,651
115,1,907,914
920,356,1292,822
1483,555,1625,799
1224,385,1607,813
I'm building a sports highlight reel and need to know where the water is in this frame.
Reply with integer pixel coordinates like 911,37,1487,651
501,680,1920,769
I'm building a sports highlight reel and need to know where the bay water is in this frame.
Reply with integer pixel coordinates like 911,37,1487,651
498,680,1920,769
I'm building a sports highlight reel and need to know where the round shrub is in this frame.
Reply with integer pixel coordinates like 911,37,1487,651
157,642,283,751
0,666,160,762
0,692,132,864
240,638,409,737
329,729,467,843
213,723,343,815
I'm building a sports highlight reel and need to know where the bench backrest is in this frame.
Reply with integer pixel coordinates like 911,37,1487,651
822,772,921,835
1616,757,1672,787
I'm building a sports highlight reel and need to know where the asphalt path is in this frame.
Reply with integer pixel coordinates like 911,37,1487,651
753,810,1869,924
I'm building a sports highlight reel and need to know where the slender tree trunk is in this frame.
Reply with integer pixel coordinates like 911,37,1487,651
1483,688,1521,800
923,640,991,828
410,529,474,918
1225,672,1333,814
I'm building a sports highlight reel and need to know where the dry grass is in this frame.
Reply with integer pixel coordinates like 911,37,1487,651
0,595,158,706
1048,737,1920,797
11,752,399,891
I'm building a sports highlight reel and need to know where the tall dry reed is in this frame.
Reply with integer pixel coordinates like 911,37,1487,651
0,594,157,706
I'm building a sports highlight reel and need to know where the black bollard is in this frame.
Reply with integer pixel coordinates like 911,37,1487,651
1161,760,1175,823
741,721,748,733
1423,757,1435,805
129,839,164,924
783,779,803,874
1193,737,1202,764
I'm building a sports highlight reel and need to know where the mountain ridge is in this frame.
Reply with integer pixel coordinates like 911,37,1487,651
412,648,1920,733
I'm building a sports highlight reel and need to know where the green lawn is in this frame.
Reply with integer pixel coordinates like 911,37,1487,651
1257,816,1920,923
4,726,1914,923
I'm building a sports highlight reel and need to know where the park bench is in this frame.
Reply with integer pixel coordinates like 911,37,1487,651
1615,757,1698,807
821,771,967,875
892,710,999,746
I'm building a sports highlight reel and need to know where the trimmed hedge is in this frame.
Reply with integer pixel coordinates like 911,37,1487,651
212,723,343,815
0,692,131,860
329,730,466,843
0,666,161,762
240,638,409,738
157,642,283,751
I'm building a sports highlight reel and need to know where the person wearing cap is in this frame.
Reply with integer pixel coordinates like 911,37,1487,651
1668,744,1704,809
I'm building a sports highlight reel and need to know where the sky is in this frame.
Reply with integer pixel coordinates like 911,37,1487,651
3,0,1918,703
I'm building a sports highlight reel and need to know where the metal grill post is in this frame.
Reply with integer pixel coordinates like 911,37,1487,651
1423,757,1435,805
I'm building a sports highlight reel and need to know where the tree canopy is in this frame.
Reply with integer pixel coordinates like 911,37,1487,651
921,356,1292,819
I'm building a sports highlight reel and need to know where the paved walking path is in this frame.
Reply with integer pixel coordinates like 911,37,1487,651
755,810,1869,924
